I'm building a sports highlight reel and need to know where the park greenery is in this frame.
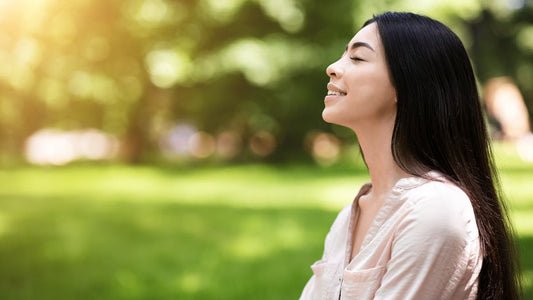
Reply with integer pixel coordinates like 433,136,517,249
0,0,532,299
0,142,532,299
0,0,532,163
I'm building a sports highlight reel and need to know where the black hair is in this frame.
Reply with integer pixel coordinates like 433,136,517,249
364,12,522,299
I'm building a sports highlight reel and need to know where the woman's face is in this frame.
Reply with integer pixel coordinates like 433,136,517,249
322,23,397,130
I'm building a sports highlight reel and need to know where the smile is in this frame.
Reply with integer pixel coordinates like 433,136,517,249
326,83,347,96
327,90,347,96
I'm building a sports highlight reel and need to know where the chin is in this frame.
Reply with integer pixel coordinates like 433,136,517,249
322,110,355,129
322,110,340,125
322,110,333,123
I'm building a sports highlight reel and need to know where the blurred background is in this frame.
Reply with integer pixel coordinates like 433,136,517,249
0,0,532,299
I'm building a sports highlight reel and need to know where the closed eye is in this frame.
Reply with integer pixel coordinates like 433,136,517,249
350,57,365,62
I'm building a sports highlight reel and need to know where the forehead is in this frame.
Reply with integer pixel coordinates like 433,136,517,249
348,22,381,50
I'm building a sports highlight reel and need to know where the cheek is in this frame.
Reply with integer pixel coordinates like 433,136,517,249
349,71,393,100
346,73,396,115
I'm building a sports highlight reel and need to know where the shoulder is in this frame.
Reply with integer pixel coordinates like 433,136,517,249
407,179,471,212
399,179,479,244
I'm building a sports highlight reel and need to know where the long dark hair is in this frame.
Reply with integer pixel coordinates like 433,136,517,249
364,12,522,299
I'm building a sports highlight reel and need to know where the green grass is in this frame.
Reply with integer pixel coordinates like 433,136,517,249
0,143,532,299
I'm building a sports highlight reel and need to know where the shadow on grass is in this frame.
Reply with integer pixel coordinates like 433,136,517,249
0,195,337,300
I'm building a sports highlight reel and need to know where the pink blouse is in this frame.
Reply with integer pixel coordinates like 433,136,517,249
299,172,483,300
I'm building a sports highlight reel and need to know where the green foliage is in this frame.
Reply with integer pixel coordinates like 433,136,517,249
0,0,531,163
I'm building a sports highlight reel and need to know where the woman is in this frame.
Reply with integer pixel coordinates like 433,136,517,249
300,12,522,300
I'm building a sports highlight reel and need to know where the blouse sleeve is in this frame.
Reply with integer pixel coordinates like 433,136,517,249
373,187,482,300
299,274,316,300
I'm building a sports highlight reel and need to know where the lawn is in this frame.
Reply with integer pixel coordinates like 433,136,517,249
0,143,531,299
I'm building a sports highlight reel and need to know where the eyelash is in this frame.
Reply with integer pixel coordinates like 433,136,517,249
350,57,364,62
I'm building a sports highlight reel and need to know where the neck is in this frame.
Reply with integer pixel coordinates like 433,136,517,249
352,120,411,198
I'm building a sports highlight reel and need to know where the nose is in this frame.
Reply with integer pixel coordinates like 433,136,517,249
326,59,343,79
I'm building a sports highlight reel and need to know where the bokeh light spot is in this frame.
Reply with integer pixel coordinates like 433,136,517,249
146,49,190,88
306,132,340,166
189,132,216,159
249,131,276,156
216,131,242,159
25,129,119,166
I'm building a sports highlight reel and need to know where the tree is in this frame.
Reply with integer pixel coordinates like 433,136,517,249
0,0,530,164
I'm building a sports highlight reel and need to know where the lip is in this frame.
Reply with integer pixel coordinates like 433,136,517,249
327,83,347,94
325,83,347,103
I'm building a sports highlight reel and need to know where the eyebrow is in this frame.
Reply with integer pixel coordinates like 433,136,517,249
345,41,375,52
